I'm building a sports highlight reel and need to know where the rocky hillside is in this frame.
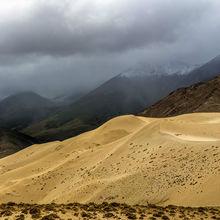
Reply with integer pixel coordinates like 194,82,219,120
141,75,220,117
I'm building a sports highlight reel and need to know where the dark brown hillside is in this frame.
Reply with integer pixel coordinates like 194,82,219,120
0,129,37,158
141,75,220,117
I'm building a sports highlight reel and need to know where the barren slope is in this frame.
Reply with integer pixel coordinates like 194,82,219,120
141,75,220,117
0,113,220,207
0,129,37,158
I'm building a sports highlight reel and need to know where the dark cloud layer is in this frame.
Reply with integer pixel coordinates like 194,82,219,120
0,0,220,98
0,0,213,56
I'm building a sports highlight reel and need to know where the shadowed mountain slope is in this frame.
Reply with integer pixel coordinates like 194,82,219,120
24,56,220,141
141,75,220,117
0,91,56,130
0,129,37,158
24,75,150,141
181,55,220,83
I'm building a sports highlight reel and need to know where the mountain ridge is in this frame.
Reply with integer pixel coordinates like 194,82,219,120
140,74,220,117
24,55,220,141
0,91,56,130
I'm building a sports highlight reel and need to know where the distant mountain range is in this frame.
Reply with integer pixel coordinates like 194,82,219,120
141,75,220,117
0,54,220,151
23,55,220,141
0,91,56,130
23,75,149,141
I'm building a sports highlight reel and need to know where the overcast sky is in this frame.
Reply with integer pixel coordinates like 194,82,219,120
0,0,220,99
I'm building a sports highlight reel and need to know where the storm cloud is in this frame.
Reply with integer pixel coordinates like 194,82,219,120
0,0,220,98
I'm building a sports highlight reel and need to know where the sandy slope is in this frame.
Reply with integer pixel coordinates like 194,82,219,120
0,113,220,207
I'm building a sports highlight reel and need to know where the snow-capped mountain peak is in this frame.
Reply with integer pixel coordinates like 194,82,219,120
120,61,198,78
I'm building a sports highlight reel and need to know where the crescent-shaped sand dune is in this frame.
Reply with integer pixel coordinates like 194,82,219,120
0,113,220,207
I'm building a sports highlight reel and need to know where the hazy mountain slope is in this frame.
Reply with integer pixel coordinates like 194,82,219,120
24,55,220,141
24,75,148,141
181,55,220,84
0,113,220,206
0,129,37,158
121,60,196,77
141,75,220,117
22,67,193,141
53,90,89,106
0,91,56,130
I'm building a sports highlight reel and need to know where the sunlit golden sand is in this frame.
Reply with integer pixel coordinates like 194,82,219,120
0,113,219,207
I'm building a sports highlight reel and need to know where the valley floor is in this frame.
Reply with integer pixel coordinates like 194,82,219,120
0,202,220,220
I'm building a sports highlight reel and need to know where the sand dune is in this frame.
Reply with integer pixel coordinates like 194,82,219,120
164,132,220,142
0,113,220,207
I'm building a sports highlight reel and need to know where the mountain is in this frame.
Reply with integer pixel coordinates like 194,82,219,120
53,90,89,106
24,55,220,141
0,91,56,130
1,113,220,206
181,55,220,83
120,60,196,77
24,75,148,141
0,129,37,158
141,75,220,117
